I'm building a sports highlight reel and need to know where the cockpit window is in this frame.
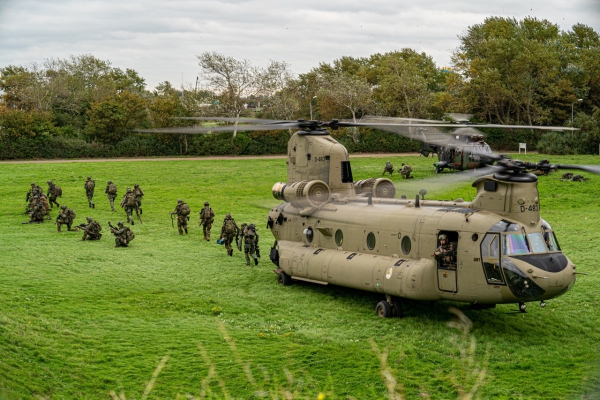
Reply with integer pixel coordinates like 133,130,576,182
544,231,561,251
503,233,530,255
489,220,520,232
528,233,547,253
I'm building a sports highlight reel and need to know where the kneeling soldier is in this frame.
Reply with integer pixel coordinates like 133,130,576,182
81,217,102,241
110,221,134,247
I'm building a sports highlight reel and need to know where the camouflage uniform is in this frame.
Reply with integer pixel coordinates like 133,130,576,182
200,202,215,241
399,163,413,179
110,221,134,247
173,199,190,235
26,183,43,206
81,217,102,241
56,205,76,232
434,234,456,269
46,180,61,208
220,213,239,256
571,174,586,182
39,194,51,219
84,177,95,208
242,223,259,266
120,188,137,225
382,161,394,177
561,172,573,180
133,184,144,214
25,196,46,223
105,180,118,212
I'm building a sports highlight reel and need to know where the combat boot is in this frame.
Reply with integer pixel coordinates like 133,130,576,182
92,202,95,209
184,228,188,234
139,208,142,215
254,258,259,265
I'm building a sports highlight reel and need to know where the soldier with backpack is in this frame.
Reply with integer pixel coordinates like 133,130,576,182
133,184,144,214
105,180,118,212
241,223,260,266
382,161,394,177
120,187,138,225
84,176,95,208
46,180,62,208
220,213,240,256
399,163,413,179
172,198,191,235
81,217,102,241
199,201,215,241
55,205,76,232
109,221,134,247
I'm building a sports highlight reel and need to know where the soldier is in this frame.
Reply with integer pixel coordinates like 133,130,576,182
46,180,61,208
26,182,43,203
84,176,95,208
81,217,102,241
105,180,118,212
571,174,586,182
39,194,51,219
199,201,215,241
23,195,45,223
55,205,76,232
172,199,191,235
399,163,413,179
382,161,394,177
561,172,573,180
110,221,134,247
120,187,137,225
241,223,260,266
220,213,240,257
434,234,456,269
133,184,145,214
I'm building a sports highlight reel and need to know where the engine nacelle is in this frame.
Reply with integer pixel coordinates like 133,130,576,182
272,180,331,208
354,178,396,198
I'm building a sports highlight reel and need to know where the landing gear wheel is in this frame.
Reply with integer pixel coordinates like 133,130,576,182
277,271,291,286
435,167,442,173
519,302,527,313
376,301,392,318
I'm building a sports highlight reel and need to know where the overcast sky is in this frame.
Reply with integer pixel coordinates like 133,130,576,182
1,0,599,90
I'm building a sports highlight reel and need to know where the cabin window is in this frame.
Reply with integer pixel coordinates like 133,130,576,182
401,235,411,255
304,227,314,243
480,233,505,284
366,232,376,250
528,233,547,253
335,229,343,246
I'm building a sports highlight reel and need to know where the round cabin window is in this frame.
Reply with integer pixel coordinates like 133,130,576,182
335,229,344,246
304,227,314,243
401,235,411,255
367,232,376,250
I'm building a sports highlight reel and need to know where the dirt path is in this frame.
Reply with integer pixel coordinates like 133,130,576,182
0,153,422,164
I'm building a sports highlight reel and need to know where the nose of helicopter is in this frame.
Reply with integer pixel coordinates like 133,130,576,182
504,254,576,301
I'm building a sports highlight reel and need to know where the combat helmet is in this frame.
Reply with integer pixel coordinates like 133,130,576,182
61,205,67,210
86,217,92,222
177,198,183,203
438,234,448,242
204,201,210,206
226,213,231,218
118,221,124,227
47,180,52,184
108,180,112,184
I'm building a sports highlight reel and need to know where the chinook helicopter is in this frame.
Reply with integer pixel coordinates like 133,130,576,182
137,118,598,317
359,115,577,173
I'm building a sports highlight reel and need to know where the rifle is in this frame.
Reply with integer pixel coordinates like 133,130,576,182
75,223,87,231
236,235,242,251
170,212,174,228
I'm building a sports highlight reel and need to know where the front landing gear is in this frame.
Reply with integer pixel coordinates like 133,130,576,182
375,296,404,318
519,302,527,313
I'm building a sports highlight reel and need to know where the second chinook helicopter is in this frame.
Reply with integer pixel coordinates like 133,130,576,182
358,115,578,173
138,118,598,317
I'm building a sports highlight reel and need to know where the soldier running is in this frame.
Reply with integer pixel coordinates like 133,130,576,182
105,180,118,212
241,223,260,266
199,201,215,241
220,213,240,257
120,187,137,225
46,180,61,208
172,199,191,235
133,184,144,214
84,176,95,208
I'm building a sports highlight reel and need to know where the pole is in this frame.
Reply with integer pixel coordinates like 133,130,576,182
310,96,317,120
571,98,583,123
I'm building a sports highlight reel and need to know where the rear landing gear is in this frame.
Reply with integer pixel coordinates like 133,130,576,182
277,271,291,286
376,301,392,318
519,302,527,313
375,296,404,318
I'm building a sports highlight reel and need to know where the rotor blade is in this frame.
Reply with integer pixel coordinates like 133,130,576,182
359,115,445,124
554,164,600,174
134,121,304,134
342,122,580,131
174,117,285,124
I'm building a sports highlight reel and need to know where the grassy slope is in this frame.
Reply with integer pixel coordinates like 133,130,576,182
0,154,599,399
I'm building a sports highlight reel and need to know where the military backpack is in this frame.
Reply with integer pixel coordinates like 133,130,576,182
54,186,63,197
107,183,117,195
85,180,95,191
180,203,191,216
126,229,135,242
224,218,236,234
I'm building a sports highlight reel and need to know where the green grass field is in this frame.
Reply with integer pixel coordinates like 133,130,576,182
1,153,600,399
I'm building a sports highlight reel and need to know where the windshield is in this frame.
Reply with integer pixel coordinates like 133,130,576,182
503,233,531,255
544,231,561,251
528,233,547,253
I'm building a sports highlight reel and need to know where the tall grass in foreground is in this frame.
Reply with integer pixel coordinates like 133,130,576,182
0,154,599,399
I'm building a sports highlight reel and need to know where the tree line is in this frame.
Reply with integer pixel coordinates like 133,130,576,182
1,17,599,159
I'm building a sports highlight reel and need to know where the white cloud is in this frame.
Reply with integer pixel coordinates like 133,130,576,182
0,0,598,89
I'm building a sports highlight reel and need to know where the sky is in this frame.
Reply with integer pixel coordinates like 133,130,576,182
0,0,599,90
